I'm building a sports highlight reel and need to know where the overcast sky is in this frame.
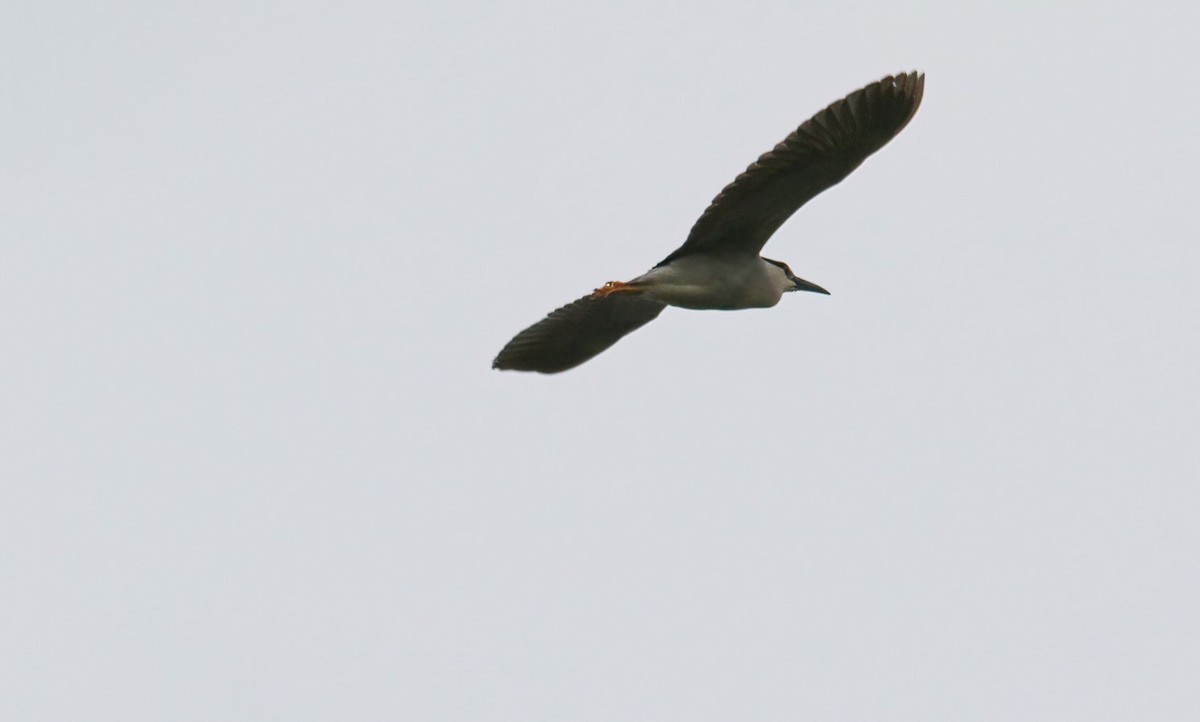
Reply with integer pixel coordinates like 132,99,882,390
3,1,1199,720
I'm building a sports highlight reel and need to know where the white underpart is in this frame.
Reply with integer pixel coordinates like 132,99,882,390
630,255,793,310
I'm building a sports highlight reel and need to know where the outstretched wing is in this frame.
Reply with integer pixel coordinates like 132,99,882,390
657,71,924,267
492,292,667,373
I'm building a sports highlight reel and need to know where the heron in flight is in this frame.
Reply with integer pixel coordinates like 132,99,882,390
493,71,924,373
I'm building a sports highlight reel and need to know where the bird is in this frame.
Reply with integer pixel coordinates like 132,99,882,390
492,71,924,374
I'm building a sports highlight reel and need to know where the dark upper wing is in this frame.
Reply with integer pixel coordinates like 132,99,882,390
492,292,667,373
657,72,924,267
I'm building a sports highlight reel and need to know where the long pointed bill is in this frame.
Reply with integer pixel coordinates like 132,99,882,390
792,277,831,295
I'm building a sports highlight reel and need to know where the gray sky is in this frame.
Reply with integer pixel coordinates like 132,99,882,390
3,0,1199,720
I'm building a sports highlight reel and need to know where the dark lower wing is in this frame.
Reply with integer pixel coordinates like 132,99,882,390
492,292,667,373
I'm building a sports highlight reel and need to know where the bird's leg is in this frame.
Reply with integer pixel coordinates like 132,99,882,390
592,281,641,298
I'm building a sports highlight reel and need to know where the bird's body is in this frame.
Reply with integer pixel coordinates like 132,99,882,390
493,71,925,374
623,254,803,311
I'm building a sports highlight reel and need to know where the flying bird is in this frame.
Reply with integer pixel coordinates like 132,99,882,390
493,71,924,374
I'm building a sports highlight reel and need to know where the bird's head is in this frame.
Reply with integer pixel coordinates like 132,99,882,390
764,258,830,296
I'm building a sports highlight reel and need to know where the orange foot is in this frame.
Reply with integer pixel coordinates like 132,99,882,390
592,281,640,298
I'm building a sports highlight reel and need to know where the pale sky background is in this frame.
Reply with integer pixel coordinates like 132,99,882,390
3,1,1199,720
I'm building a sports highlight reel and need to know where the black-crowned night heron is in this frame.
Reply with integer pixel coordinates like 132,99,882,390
493,71,924,374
